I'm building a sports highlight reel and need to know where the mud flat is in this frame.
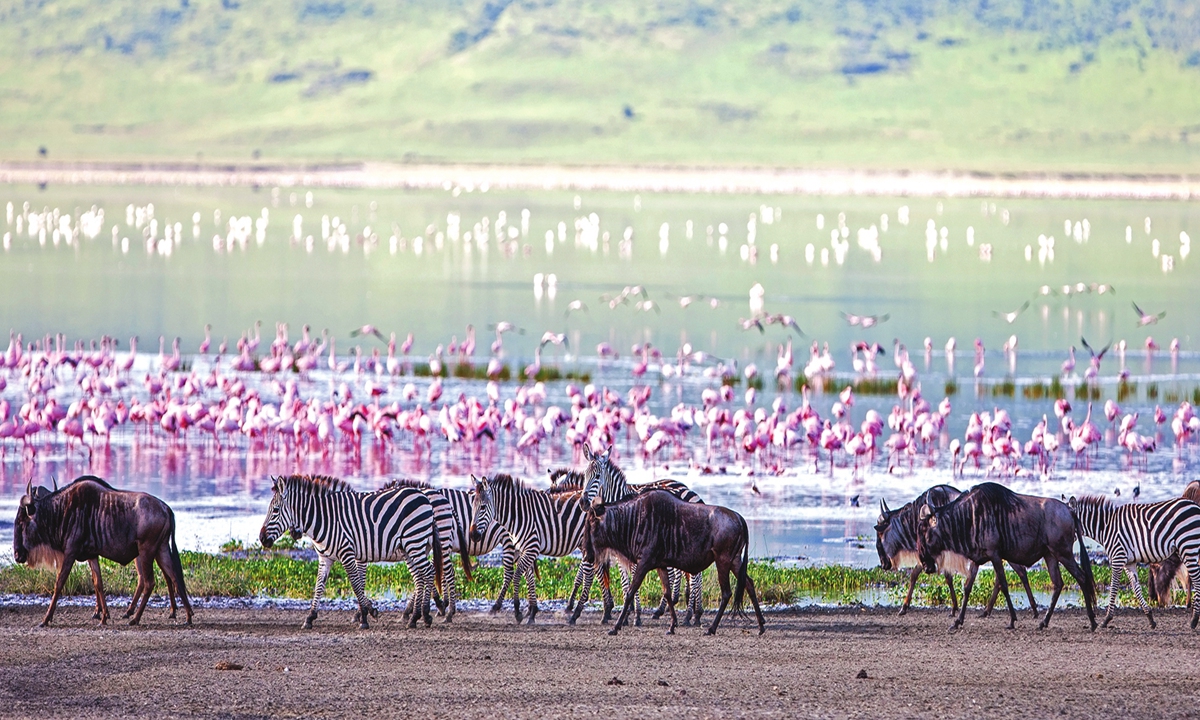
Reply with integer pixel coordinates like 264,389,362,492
1,603,1198,718
3,161,1200,200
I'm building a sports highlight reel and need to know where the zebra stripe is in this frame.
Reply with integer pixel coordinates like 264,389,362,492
469,473,592,624
436,486,520,613
259,474,443,630
1069,495,1200,629
383,480,464,623
578,447,706,626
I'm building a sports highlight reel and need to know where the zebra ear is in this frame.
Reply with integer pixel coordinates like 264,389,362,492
604,444,613,461
582,445,594,461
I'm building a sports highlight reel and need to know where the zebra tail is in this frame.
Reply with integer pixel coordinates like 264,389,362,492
1073,512,1096,608
456,529,474,583
168,508,189,602
431,520,446,599
732,518,750,618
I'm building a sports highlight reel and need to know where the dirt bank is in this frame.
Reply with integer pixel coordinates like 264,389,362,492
2,161,1199,200
1,602,1198,718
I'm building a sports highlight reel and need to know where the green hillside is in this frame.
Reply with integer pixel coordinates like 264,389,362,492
2,0,1200,172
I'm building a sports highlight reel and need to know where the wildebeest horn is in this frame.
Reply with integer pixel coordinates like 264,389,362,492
881,498,890,515
51,475,58,492
24,477,32,499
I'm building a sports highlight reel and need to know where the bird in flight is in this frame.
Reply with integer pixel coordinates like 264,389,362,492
350,325,385,342
739,317,766,334
993,300,1030,324
763,313,806,337
841,312,890,328
539,331,568,349
1132,302,1166,326
564,300,588,317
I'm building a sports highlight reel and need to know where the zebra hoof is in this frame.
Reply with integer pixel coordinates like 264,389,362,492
607,628,620,636
359,621,370,630
1102,617,1112,629
303,619,314,630
1191,614,1199,630
666,627,675,635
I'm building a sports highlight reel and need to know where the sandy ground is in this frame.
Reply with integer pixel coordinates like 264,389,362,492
2,601,1200,719
2,161,1200,199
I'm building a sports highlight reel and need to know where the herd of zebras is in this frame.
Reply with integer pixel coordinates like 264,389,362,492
258,446,715,631
259,440,1200,634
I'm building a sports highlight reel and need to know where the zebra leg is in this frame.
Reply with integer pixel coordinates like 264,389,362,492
609,560,652,636
306,554,334,629
1184,549,1200,629
690,571,704,626
652,568,680,620
340,555,374,630
1125,563,1155,629
569,561,595,626
565,562,586,615
491,546,516,614
443,548,458,623
517,549,540,625
657,568,678,634
600,564,616,623
1103,552,1126,628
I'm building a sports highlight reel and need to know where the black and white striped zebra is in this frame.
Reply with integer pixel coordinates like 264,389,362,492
1068,494,1200,629
258,474,444,630
435,485,521,614
383,479,469,623
576,445,706,626
468,473,591,624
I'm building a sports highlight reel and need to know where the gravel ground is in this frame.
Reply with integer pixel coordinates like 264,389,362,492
2,601,1199,718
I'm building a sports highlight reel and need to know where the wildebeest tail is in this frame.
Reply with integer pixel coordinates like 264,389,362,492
168,508,189,602
1072,511,1096,607
431,519,446,598
732,516,751,618
456,526,474,583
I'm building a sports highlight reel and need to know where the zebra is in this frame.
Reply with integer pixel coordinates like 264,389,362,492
575,445,706,627
383,479,469,623
258,474,444,630
1068,494,1200,629
468,473,592,625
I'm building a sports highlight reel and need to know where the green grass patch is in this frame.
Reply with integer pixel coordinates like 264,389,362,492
1147,382,1159,400
991,378,1016,398
944,380,958,396
0,554,1167,610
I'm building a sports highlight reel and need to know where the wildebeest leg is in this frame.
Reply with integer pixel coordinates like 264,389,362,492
1039,557,1064,629
945,572,960,616
1013,564,1039,619
706,560,734,636
744,574,766,635
653,568,680,620
129,550,156,626
899,566,921,616
306,554,333,629
123,563,146,619
40,556,77,627
154,543,180,621
989,558,1018,629
87,559,109,624
609,560,651,636
1103,551,1127,628
657,568,678,635
951,564,980,631
599,564,615,623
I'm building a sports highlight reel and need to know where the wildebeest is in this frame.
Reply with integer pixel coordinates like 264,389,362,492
876,485,1039,619
1148,480,1200,607
12,475,192,627
581,490,764,636
916,482,1097,631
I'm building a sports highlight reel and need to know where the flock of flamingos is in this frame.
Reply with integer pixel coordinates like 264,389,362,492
0,319,1194,486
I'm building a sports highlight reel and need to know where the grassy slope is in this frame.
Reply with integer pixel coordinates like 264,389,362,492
2,0,1200,172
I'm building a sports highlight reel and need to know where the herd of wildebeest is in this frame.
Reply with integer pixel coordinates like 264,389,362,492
11,447,1200,636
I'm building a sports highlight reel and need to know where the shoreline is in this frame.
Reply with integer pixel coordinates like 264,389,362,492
2,160,1199,199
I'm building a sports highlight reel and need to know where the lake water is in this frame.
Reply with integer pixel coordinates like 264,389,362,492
0,181,1198,567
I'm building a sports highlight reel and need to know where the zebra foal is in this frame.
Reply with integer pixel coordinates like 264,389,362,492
1069,495,1200,629
258,474,445,630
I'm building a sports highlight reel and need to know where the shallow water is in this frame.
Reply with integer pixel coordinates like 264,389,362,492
0,183,1198,567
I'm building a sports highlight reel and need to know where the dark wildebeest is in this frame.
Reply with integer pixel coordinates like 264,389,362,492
876,485,1039,618
916,482,1097,631
1149,480,1200,607
13,475,192,627
581,490,764,636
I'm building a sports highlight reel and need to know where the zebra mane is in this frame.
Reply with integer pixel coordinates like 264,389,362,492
484,473,532,494
382,478,431,491
1073,493,1115,510
277,474,353,494
548,468,586,494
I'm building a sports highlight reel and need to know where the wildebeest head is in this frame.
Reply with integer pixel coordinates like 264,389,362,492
580,444,615,507
258,477,302,549
467,475,493,544
13,480,53,566
874,498,901,570
915,502,946,574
